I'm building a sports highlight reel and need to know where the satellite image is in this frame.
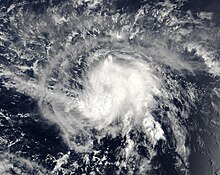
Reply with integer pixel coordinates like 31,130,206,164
0,0,220,174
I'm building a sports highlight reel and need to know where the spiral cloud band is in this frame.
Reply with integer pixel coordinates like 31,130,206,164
0,0,219,174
